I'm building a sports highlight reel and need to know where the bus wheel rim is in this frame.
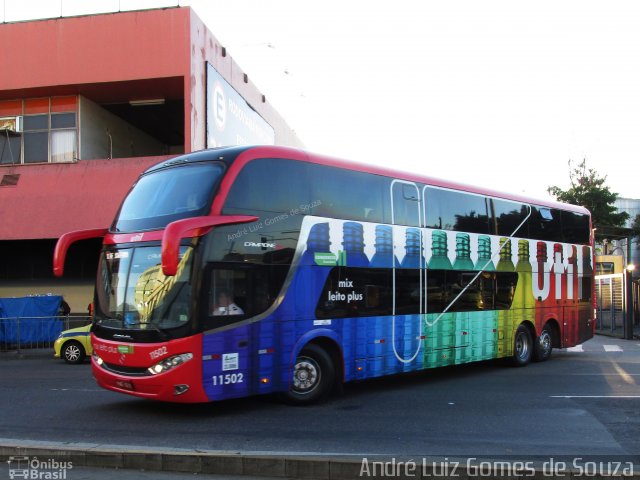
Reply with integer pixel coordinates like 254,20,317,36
516,332,529,359
293,357,320,394
539,330,551,353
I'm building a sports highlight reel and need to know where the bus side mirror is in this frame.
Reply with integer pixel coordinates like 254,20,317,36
162,215,258,276
53,228,108,277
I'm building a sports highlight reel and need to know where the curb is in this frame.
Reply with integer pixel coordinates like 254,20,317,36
1,439,640,479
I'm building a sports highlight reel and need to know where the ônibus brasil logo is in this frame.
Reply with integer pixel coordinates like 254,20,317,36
7,456,73,479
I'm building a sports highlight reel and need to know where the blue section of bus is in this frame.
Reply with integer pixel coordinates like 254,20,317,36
202,312,431,401
201,260,432,401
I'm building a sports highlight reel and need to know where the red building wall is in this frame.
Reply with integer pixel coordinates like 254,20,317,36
0,8,190,92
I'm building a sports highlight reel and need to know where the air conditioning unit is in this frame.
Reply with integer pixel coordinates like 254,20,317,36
0,116,23,133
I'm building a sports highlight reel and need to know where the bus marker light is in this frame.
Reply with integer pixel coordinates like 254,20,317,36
258,348,275,355
374,339,385,344
357,366,363,372
260,377,270,384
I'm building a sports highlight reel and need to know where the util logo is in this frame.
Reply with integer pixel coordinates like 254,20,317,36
533,243,586,301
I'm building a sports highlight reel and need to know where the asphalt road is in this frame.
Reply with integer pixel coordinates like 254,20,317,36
1,335,639,461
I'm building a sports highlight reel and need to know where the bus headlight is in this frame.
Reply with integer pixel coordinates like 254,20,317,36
147,353,193,375
93,353,104,366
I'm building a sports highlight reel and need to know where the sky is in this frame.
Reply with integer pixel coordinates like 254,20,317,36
4,0,640,201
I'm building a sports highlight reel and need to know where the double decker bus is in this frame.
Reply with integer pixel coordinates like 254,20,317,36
54,146,594,404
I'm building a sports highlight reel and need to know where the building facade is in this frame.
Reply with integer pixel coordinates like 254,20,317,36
0,7,302,312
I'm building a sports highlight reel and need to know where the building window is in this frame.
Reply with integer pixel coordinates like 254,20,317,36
0,96,78,165
0,131,22,165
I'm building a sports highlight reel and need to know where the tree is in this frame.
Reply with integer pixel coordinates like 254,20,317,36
547,159,629,227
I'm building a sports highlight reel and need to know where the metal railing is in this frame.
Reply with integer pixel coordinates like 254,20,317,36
595,273,624,332
0,315,91,353
595,273,639,338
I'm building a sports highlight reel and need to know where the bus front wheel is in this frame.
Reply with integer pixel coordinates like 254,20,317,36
511,325,533,367
286,344,335,405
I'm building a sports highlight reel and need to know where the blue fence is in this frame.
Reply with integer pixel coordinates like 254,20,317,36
0,315,91,352
1,295,67,351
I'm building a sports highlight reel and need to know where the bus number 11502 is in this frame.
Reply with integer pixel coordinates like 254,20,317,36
212,373,244,386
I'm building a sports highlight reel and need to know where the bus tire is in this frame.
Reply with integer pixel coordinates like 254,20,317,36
533,325,553,362
62,341,86,364
511,325,532,367
286,344,335,405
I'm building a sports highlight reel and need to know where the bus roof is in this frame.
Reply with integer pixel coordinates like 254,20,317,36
146,145,590,216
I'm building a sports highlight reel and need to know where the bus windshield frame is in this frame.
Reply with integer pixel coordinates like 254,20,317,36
112,161,225,233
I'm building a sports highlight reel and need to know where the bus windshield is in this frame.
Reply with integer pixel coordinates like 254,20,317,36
95,246,193,331
113,162,224,232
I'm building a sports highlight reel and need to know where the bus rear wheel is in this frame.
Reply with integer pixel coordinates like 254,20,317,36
286,344,335,405
511,325,532,367
533,325,553,362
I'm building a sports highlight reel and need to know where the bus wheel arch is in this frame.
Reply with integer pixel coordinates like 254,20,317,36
285,338,341,405
533,319,560,362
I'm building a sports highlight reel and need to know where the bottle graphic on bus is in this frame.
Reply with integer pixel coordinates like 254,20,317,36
294,221,333,319
401,228,423,269
475,235,497,359
496,237,515,355
515,239,534,310
425,230,453,364
428,230,453,270
301,222,332,266
342,222,369,267
475,235,495,271
534,241,551,332
450,232,474,361
452,233,474,270
370,225,399,268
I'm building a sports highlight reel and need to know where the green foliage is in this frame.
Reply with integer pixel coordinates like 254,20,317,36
547,159,629,227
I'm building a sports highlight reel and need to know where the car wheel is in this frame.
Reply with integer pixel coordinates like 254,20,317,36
533,324,553,362
62,341,86,364
511,325,532,367
285,344,335,405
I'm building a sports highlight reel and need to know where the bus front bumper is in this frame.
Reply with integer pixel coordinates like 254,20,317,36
92,356,209,403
